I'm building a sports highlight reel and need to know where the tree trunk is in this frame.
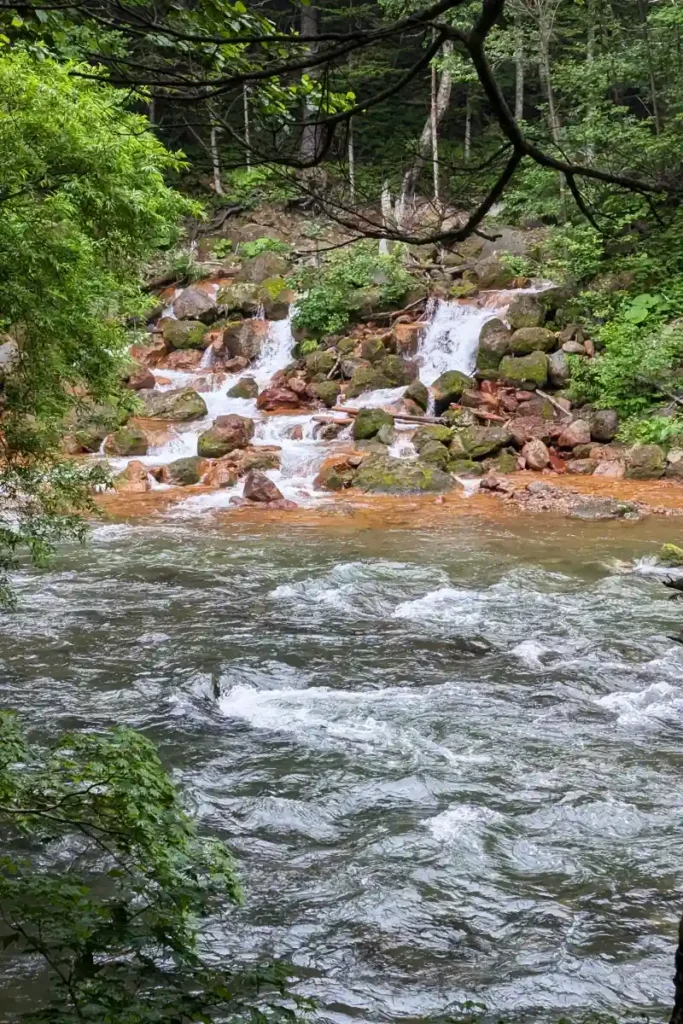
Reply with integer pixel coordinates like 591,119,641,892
300,3,323,163
638,0,661,133
379,181,393,255
538,17,560,146
430,49,440,200
514,12,524,121
210,124,223,195
348,118,355,200
243,85,251,170
464,89,472,163
586,8,595,161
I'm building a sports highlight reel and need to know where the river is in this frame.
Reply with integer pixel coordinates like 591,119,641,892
1,510,682,1022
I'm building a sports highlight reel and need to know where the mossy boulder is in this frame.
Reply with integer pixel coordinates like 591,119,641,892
172,286,217,323
418,439,451,469
313,380,341,407
450,279,479,299
162,319,208,350
217,282,260,316
346,364,391,398
456,425,513,460
306,349,338,376
625,443,666,479
431,370,474,415
353,408,394,440
140,388,208,422
506,293,544,329
660,543,683,567
337,337,356,355
476,318,511,372
499,351,548,389
104,426,148,457
236,251,287,284
166,456,204,486
548,350,570,388
509,327,556,355
413,425,453,451
352,453,454,493
404,380,429,411
258,276,290,320
380,354,415,386
227,377,259,400
485,451,519,474
361,336,387,363
449,459,486,477
472,257,513,289
197,414,254,458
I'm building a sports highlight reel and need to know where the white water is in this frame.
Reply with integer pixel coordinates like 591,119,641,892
417,299,498,385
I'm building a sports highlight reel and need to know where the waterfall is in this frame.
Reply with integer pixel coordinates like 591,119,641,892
416,300,498,386
252,315,295,384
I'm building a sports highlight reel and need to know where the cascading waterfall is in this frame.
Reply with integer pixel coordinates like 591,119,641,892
416,299,499,385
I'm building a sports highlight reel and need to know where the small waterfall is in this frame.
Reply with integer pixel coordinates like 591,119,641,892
416,300,497,386
252,315,295,384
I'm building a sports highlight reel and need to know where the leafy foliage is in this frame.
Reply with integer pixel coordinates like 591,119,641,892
240,236,290,258
0,713,301,1023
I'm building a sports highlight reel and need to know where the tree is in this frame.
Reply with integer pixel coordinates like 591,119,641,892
0,48,191,605
0,712,299,1021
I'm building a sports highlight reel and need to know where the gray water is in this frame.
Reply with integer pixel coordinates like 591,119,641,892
2,513,683,1022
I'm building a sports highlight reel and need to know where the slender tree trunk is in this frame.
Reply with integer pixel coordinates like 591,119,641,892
638,0,661,133
538,17,560,146
243,85,251,170
380,181,393,255
300,3,323,163
430,51,440,201
586,5,595,160
514,12,524,121
464,90,472,163
148,98,156,126
210,124,223,195
348,118,355,200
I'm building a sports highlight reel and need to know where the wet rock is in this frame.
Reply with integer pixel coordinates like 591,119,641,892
499,351,548,389
457,425,513,459
162,319,209,350
130,337,167,368
486,451,519,474
404,380,429,411
256,386,302,411
140,387,208,421
352,453,455,493
173,286,217,322
158,348,204,372
562,340,586,355
418,439,451,469
508,415,553,446
202,461,238,488
432,370,474,415
242,470,286,504
509,327,556,355
360,336,387,364
353,408,394,441
235,252,287,285
227,376,259,400
345,364,391,398
557,419,591,448
382,355,416,386
376,423,396,446
522,439,550,470
472,256,513,289
222,356,250,374
594,460,625,478
590,408,619,442
569,497,640,520
392,322,422,357
197,414,255,458
305,349,337,376
625,443,666,479
314,454,356,490
507,293,544,329
112,460,151,494
217,281,260,316
230,447,280,476
660,543,683,567
123,362,155,391
164,456,206,486
450,459,486,477
476,319,511,372
104,426,148,457
313,380,341,408
223,319,269,362
414,425,453,450
450,279,479,299
548,350,570,388
258,277,290,320
566,458,597,475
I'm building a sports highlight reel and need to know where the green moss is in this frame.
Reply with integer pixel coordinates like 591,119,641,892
659,543,683,567
166,456,203,485
313,380,341,407
352,453,454,493
162,319,208,350
353,408,394,440
509,327,556,355
104,426,148,457
227,377,259,399
499,351,549,388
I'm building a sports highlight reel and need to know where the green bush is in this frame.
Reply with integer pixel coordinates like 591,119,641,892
240,236,289,258
618,414,683,447
223,166,298,208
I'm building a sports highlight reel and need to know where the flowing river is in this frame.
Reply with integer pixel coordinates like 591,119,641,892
1,511,682,1022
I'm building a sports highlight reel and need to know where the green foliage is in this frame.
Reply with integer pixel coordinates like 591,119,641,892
240,236,290,258
291,242,414,336
223,166,298,209
211,237,233,259
618,414,683,447
299,338,320,356
0,714,301,1022
498,252,539,279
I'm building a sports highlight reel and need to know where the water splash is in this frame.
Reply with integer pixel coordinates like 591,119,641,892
416,300,497,385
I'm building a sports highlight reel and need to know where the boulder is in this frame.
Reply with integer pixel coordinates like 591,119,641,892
569,497,639,521
566,458,597,475
506,293,544,330
313,380,341,407
472,256,513,289
509,327,556,355
508,415,553,446
404,379,429,411
227,377,259,400
521,439,550,470
594,460,625,479
557,419,591,448
665,449,683,479
625,443,666,479
140,388,208,422
590,408,619,442
104,426,148,457
450,459,486,477
197,414,254,458
499,351,548,389
314,454,356,491
562,340,586,355
236,252,287,285
476,319,512,371
258,277,290,320
548,349,570,388
450,279,479,299
306,349,338,376
414,425,453,451
457,425,513,459
352,453,454,493
158,348,204,372
164,456,206,486
486,451,519,474
392,322,422,357
346,364,391,398
222,319,269,362
202,461,238,489
418,439,451,469
172,286,217,322
242,470,285,504
124,362,155,391
162,319,209,350
217,281,260,315
353,408,394,440
360,336,387,363
337,337,356,355
432,370,474,415
129,337,167,367
112,460,151,494
660,543,683,567
256,386,302,411
381,355,415,386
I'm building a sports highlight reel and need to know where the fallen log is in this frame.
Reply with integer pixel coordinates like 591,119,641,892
312,415,353,425
536,388,573,419
332,405,446,425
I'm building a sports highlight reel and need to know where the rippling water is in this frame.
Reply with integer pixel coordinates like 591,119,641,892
2,514,683,1022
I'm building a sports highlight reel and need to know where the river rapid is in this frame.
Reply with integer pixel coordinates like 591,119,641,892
1,512,683,1023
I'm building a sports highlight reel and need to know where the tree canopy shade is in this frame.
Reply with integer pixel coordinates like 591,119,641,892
0,712,300,1022
0,48,191,604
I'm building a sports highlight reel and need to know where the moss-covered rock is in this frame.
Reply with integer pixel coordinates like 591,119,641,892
140,388,208,421
306,349,338,376
104,426,148,457
499,351,549,388
472,257,513,289
509,327,556,355
352,453,454,493
625,443,666,479
449,459,486,477
476,318,511,372
660,543,683,567
162,319,208,350
166,456,204,486
548,349,570,388
485,451,519,474
413,424,453,451
313,380,341,407
258,277,290,320
380,354,415,386
353,408,394,440
450,279,479,299
506,293,544,329
418,439,451,469
337,337,356,355
360,336,387,363
346,364,391,398
217,281,260,316
404,380,429,411
432,370,474,415
456,425,513,459
227,377,259,399
197,414,254,458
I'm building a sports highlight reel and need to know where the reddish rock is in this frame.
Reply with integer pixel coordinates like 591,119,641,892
112,460,151,494
290,425,304,440
158,348,204,371
130,337,167,367
548,453,567,474
243,470,285,504
515,390,535,401
594,460,625,478
222,356,250,373
566,458,597,475
288,376,309,396
521,439,550,470
562,340,586,355
508,416,553,446
197,414,255,458
584,338,596,357
257,386,302,411
201,461,238,488
557,419,591,448
125,365,155,390
392,322,422,357
500,393,519,415
223,319,269,361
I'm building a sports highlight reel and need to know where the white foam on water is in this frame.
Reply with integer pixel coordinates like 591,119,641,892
596,680,683,725
512,639,550,670
340,386,406,411
416,300,497,385
456,476,482,498
252,316,296,384
427,803,504,843
392,586,483,627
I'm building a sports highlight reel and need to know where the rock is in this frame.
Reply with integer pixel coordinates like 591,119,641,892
236,252,287,285
472,256,513,289
508,415,553,446
0,337,19,373
418,439,451,469
129,337,167,367
476,319,512,371
382,355,416,386
104,426,148,457
314,454,356,491
360,336,387,363
522,439,550,470
450,279,479,298
336,337,356,355
594,460,625,478
432,370,474,415
164,456,206,486
256,386,302,411
665,449,683,478
222,319,269,362
230,447,280,476
548,350,570,388
306,349,338,375
158,348,204,372
313,380,341,407
660,543,683,567
450,459,486,477
172,286,217,322
499,351,548,389
590,443,625,462
258,277,290,320
124,362,155,391
197,414,254,457
140,388,208,421
202,461,238,489
353,408,394,440
241,470,285,504
569,497,639,521
404,380,429,411
562,340,586,355
392,322,422,357
376,423,396,446
414,425,453,450
566,458,597,475
486,451,519,474
162,319,209,350
557,419,591,448
590,409,619,442
217,281,260,315
346,364,391,398
509,327,556,355
112,460,151,494
516,395,555,419
227,377,259,400
507,294,544,329
457,425,513,459
625,443,666,479
352,453,454,493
